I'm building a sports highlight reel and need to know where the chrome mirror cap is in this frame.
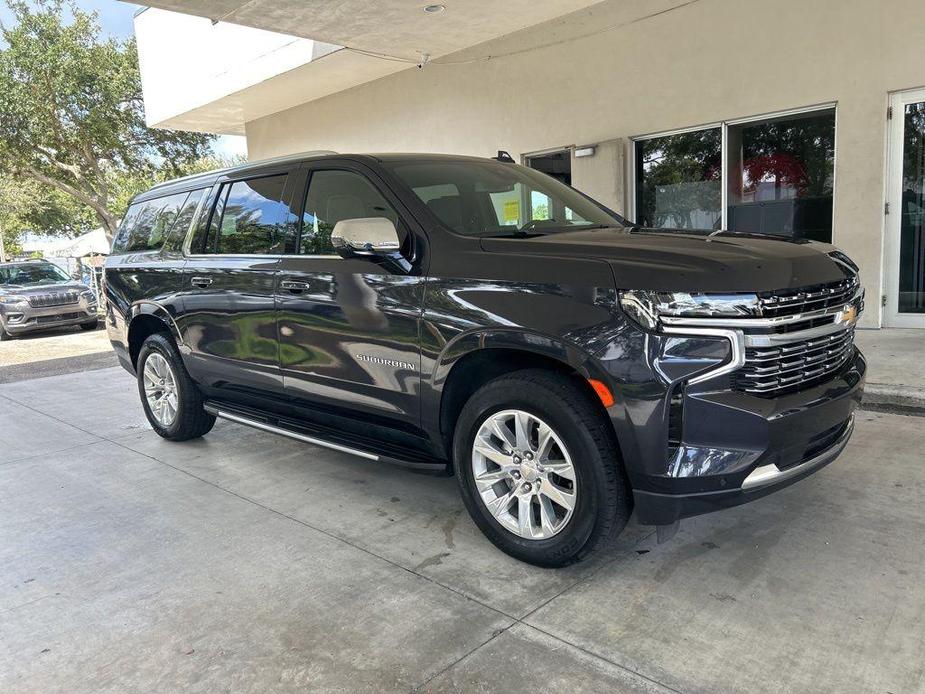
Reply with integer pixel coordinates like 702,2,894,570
331,217,401,255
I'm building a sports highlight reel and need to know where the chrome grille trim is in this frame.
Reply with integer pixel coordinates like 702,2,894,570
736,328,855,395
757,276,859,318
659,277,862,397
27,291,80,308
660,278,863,331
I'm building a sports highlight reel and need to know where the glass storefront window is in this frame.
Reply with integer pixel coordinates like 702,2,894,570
899,101,925,313
634,129,722,230
634,107,836,241
726,109,835,242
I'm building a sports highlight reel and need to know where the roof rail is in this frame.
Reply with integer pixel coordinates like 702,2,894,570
146,149,340,192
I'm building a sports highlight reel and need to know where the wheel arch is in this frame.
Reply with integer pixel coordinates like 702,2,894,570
432,330,619,466
127,302,183,370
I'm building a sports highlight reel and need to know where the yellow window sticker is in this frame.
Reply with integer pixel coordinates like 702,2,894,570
503,200,519,223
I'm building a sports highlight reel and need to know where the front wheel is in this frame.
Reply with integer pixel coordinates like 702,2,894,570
137,332,215,441
79,319,99,331
454,369,631,567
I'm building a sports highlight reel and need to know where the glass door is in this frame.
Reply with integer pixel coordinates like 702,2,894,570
885,88,925,327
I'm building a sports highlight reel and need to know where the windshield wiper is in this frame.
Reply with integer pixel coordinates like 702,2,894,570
481,230,548,238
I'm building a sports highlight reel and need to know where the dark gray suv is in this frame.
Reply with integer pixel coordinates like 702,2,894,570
0,260,99,340
105,152,866,567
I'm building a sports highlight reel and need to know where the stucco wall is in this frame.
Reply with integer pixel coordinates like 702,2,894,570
246,0,925,328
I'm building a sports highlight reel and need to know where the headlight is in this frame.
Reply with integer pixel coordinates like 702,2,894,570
0,294,28,306
80,289,97,303
620,290,759,329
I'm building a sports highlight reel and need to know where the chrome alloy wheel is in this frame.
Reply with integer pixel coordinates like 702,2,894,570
471,409,577,540
143,352,178,428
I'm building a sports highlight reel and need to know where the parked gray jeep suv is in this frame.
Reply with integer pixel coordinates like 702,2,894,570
0,260,99,340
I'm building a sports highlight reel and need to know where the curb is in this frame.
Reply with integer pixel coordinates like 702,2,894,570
861,382,925,416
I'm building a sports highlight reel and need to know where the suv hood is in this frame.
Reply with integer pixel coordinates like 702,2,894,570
479,227,851,292
1,281,87,295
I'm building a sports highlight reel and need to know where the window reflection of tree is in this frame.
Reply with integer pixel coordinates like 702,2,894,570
636,130,722,230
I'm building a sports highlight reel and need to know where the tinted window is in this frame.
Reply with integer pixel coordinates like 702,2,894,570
210,175,294,255
634,129,722,230
163,188,208,253
0,263,70,286
113,191,192,253
300,170,400,255
726,109,835,242
385,160,621,237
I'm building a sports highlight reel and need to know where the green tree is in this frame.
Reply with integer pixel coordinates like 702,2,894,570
0,0,215,241
0,175,95,259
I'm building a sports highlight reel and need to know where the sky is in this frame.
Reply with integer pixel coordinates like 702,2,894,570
0,0,248,159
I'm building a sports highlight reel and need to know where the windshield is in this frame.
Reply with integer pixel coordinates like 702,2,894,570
385,160,626,237
0,263,71,287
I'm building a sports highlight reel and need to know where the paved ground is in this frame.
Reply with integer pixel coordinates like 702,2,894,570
1,367,923,693
0,325,110,367
854,328,925,412
0,326,116,384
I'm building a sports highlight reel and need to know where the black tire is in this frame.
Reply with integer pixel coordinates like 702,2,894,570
79,319,99,331
454,369,631,567
136,332,215,441
0,325,11,341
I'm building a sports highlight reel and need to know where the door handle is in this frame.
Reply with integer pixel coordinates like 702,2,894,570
280,279,309,293
190,276,213,288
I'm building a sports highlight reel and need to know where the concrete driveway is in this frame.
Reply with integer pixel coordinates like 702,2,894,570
1,367,923,693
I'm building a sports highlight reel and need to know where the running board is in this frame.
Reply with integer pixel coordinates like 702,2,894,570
204,404,448,473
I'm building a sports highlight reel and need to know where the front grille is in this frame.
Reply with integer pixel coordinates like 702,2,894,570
736,327,855,396
757,276,859,319
35,312,82,324
28,291,80,308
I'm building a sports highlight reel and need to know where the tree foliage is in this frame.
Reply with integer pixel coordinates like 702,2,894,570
0,0,215,239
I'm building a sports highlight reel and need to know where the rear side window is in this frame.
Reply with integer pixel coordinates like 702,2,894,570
206,175,294,255
163,188,208,253
300,169,401,255
113,191,192,253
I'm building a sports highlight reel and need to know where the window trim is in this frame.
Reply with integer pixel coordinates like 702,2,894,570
628,102,838,232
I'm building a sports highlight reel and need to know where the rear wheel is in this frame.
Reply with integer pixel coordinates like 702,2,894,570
454,369,631,567
137,332,215,441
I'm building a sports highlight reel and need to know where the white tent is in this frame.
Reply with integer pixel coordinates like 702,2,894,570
50,228,110,257
20,228,110,258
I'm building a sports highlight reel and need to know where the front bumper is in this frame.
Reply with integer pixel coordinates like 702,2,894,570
1,302,98,335
631,349,865,525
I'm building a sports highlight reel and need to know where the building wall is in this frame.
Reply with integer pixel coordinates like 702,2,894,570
245,0,925,328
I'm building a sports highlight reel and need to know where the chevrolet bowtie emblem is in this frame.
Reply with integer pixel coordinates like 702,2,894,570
841,305,857,324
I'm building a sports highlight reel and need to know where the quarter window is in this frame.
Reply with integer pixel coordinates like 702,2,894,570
113,191,192,253
300,170,400,255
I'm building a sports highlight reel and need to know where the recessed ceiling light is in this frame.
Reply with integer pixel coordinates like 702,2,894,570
423,4,445,13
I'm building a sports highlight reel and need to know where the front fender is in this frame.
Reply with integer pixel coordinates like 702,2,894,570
430,328,602,388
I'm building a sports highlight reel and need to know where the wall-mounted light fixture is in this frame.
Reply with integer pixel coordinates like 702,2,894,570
424,4,446,12
574,146,596,158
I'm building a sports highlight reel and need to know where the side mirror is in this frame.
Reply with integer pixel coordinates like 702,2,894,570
331,217,401,257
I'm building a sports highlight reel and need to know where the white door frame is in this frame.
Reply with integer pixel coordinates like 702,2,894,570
884,88,925,328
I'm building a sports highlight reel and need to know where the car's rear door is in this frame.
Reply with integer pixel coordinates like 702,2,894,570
275,160,427,433
176,164,300,403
